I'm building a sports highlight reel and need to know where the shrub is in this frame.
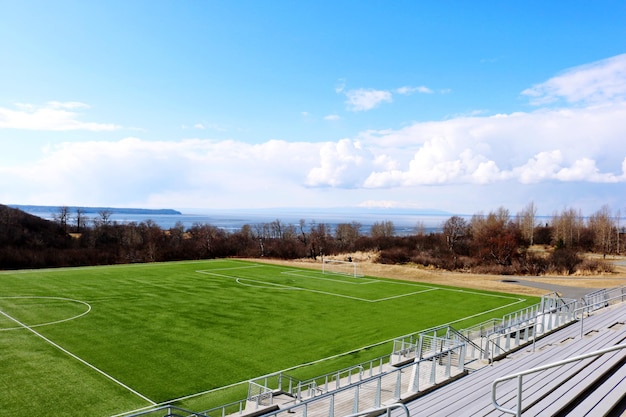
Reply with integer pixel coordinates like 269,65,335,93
549,248,581,275
519,253,549,276
577,258,615,274
377,247,413,264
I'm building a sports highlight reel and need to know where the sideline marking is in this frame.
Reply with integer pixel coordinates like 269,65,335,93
197,269,439,302
0,308,156,406
197,265,521,303
281,270,379,285
0,296,92,331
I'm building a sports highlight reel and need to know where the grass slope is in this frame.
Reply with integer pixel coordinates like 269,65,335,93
0,259,539,416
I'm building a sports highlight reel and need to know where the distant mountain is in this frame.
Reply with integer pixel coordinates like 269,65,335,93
9,205,181,215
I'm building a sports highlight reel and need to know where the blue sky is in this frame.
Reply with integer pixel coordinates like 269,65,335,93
1,0,625,216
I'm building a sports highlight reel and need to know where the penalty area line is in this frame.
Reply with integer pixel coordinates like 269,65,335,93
0,309,157,406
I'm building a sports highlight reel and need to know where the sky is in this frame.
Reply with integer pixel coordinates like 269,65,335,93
1,0,625,217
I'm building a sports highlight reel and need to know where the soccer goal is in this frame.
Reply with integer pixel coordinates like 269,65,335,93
322,258,364,277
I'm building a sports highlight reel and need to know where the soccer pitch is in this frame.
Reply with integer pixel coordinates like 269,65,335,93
0,259,539,416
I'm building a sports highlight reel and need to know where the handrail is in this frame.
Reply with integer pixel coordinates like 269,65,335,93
123,405,209,417
491,343,626,416
342,402,410,417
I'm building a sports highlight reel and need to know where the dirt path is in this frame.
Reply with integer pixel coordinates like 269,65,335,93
243,254,626,298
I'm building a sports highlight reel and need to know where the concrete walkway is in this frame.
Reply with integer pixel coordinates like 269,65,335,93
512,280,594,300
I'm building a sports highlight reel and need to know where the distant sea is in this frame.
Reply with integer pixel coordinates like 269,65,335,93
12,205,456,235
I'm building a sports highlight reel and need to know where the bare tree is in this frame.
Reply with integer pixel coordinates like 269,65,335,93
414,221,426,236
74,208,87,233
517,201,537,246
470,209,520,267
370,220,395,238
309,222,330,259
551,207,583,248
297,219,308,247
269,219,284,239
443,216,468,269
189,223,224,258
96,209,113,227
588,205,615,256
335,222,361,250
615,209,622,255
54,206,71,233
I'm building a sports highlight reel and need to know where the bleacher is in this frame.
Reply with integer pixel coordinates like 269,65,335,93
405,301,625,416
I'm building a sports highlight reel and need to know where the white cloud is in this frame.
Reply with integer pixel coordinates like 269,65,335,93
345,88,392,111
193,123,206,129
2,55,625,213
324,114,341,121
340,84,443,112
522,53,626,105
352,102,626,188
2,100,625,210
396,85,433,95
305,139,371,187
513,150,564,183
0,102,121,131
0,137,322,208
47,101,91,110
335,78,346,94
2,97,625,211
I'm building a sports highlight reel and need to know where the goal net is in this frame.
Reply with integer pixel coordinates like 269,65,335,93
322,259,364,277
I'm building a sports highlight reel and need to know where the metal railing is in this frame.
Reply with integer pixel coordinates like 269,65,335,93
392,325,483,365
343,402,409,417
123,405,209,417
491,343,626,416
464,296,579,361
258,341,467,417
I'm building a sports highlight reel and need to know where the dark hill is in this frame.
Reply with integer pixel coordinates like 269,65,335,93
0,204,72,269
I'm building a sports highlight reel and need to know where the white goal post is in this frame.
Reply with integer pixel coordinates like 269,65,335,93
322,258,364,277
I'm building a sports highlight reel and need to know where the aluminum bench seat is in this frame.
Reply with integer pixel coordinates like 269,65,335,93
402,303,626,416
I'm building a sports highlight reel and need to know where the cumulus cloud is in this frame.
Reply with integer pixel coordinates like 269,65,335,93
305,139,372,187
324,114,341,121
345,88,393,111
0,101,121,131
308,99,626,189
522,53,626,105
2,55,625,212
2,100,625,209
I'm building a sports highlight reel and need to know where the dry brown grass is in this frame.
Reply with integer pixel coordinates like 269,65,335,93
242,251,626,297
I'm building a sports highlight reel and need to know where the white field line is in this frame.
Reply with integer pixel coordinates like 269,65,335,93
203,263,522,300
281,270,380,285
0,296,91,331
197,265,521,303
197,270,439,303
0,308,156,406
235,278,301,290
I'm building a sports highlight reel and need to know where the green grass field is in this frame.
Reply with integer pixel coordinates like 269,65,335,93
0,259,539,416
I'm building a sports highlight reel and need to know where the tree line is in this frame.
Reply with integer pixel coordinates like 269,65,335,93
0,203,623,274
